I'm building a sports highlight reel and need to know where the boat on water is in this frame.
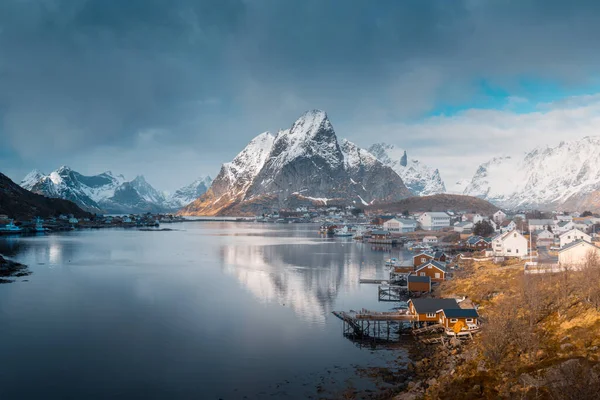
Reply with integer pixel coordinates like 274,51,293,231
34,217,48,233
333,226,354,237
385,257,400,266
0,220,23,234
319,224,337,235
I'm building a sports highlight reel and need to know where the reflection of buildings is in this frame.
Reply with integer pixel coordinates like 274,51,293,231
220,241,371,324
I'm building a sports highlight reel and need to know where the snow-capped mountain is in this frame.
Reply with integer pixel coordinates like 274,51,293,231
165,176,212,209
463,136,600,210
20,167,208,213
180,110,412,216
368,143,446,196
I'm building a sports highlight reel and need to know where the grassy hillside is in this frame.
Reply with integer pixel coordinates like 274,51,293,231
368,194,499,216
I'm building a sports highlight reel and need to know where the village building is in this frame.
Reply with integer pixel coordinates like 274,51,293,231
414,260,447,282
499,220,517,233
418,212,451,231
528,219,556,232
422,236,438,244
413,252,434,268
559,228,591,248
383,218,416,232
465,235,491,250
407,298,460,324
437,308,480,335
491,230,529,257
453,221,473,233
407,275,431,293
534,229,555,242
433,251,448,262
558,240,600,268
493,210,507,224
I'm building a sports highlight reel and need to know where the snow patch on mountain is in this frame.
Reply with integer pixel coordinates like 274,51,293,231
368,143,446,196
166,176,213,208
463,136,600,209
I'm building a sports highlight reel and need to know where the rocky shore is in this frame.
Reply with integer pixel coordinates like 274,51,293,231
0,254,31,283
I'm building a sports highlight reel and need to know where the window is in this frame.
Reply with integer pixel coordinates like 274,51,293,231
426,313,436,318
435,273,441,279
514,233,517,238
507,249,511,253
450,318,458,323
466,319,473,323
428,266,432,269
421,257,426,263
420,272,425,276
516,249,519,253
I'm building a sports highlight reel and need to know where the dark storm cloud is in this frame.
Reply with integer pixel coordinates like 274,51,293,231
2,0,600,189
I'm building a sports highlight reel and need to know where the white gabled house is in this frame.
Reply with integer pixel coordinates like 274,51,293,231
493,210,507,224
559,228,591,248
453,221,473,233
491,230,529,257
384,218,417,233
499,220,517,233
528,219,556,233
535,229,555,241
558,240,600,268
418,212,450,231
555,220,575,235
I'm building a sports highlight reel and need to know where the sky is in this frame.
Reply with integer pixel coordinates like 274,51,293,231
2,0,600,192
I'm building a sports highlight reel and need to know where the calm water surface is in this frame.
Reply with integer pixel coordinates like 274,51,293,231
0,222,411,399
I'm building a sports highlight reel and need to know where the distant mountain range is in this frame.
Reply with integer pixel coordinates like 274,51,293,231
179,110,413,216
1,173,90,219
368,143,446,196
462,136,600,211
20,167,211,214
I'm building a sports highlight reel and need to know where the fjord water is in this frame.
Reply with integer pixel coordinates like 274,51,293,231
0,222,408,399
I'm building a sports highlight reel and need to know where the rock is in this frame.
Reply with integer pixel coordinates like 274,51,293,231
477,361,488,373
426,378,438,387
406,362,415,373
472,384,482,395
394,393,418,400
560,343,574,351
560,335,571,343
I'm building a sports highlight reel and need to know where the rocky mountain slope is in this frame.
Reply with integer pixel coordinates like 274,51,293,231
1,173,91,219
179,110,412,216
21,167,210,213
368,143,446,196
367,193,498,215
165,176,213,209
463,136,600,211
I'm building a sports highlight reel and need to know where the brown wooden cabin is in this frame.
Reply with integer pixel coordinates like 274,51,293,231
413,252,434,268
394,265,415,274
433,251,448,262
370,230,391,240
466,236,491,250
437,308,479,335
414,260,447,282
407,298,460,323
407,275,431,293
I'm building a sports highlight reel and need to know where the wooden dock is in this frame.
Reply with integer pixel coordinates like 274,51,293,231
332,309,415,341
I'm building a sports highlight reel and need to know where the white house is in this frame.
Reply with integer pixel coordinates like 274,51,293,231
559,228,591,248
555,221,575,235
462,213,484,224
499,220,517,233
68,217,79,224
556,214,573,222
418,212,451,231
493,210,507,224
453,221,474,233
558,240,600,268
491,230,529,257
528,219,556,233
383,218,416,233
422,236,438,244
535,229,555,241
383,218,401,232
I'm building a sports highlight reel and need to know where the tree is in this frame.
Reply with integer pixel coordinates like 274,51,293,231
401,209,410,217
473,220,495,237
547,225,553,233
582,210,593,217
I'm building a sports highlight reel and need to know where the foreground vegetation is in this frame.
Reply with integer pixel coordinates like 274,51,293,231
398,256,600,399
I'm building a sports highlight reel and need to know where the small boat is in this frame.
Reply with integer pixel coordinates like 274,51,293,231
0,220,23,234
34,217,48,232
334,226,354,237
385,258,399,266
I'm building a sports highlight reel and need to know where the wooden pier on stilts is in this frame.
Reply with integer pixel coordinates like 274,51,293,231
332,309,416,342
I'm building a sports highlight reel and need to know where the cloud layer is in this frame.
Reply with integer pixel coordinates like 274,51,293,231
2,0,600,191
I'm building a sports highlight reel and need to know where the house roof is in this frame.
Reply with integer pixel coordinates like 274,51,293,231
559,239,598,253
424,212,450,218
409,298,460,314
413,252,434,259
408,275,431,283
397,219,417,225
433,251,446,259
466,235,484,244
371,230,390,235
455,221,473,227
415,260,447,273
441,308,479,318
559,228,589,239
529,219,554,225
